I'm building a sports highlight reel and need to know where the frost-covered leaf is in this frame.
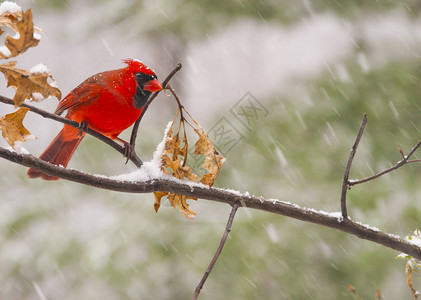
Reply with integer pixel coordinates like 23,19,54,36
153,107,225,219
0,8,40,59
193,128,213,156
0,61,61,107
0,107,35,149
0,2,22,35
192,122,225,187
154,119,198,218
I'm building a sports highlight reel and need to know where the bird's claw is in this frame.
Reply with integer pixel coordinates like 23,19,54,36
77,121,89,136
123,142,134,164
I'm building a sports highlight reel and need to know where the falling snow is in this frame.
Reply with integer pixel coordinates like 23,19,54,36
1,2,420,299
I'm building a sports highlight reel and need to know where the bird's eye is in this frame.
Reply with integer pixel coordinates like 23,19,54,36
135,73,156,81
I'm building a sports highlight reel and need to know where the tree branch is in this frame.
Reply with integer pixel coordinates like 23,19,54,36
193,202,240,300
349,139,421,186
1,147,421,261
340,113,367,219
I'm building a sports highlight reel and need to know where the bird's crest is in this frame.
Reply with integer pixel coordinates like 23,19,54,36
122,59,157,77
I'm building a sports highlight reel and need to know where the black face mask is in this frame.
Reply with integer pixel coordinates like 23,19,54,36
133,73,156,109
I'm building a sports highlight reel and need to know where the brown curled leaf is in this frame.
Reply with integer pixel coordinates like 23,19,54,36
406,261,420,299
153,191,169,213
0,107,35,149
153,102,225,219
0,61,61,107
0,9,40,59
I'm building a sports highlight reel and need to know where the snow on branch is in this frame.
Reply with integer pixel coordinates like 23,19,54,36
1,140,421,260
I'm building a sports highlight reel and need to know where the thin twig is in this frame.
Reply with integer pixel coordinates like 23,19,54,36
349,139,421,186
0,95,143,167
408,159,421,163
129,63,182,147
192,202,240,300
399,148,406,159
340,113,367,219
167,84,185,121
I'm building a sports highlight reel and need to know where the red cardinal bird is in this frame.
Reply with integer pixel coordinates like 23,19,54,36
27,59,162,180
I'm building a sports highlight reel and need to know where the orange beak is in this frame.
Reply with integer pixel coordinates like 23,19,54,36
143,79,163,92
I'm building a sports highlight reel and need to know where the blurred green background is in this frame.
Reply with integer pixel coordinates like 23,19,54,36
1,0,421,299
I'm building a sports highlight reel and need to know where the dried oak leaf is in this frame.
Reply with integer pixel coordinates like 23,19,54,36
153,112,225,219
179,165,200,182
193,127,225,187
153,124,198,219
168,193,197,219
0,61,61,107
161,154,181,175
0,9,39,59
0,107,35,149
0,6,22,35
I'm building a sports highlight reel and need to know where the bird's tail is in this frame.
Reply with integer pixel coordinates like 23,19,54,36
27,129,83,180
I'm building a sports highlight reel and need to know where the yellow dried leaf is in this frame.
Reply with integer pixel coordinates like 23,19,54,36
0,61,61,107
193,127,226,187
154,121,200,218
161,127,186,162
0,107,35,149
161,154,181,174
166,193,177,209
180,165,201,182
170,134,181,156
163,128,176,151
0,9,39,59
153,191,169,213
179,135,188,158
154,107,225,218
0,8,22,34
203,151,225,173
200,173,216,186
406,261,420,299
168,193,197,219
193,128,213,156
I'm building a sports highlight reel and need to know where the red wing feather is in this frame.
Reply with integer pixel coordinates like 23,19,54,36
55,77,102,115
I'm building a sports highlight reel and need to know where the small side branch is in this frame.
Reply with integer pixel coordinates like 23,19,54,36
349,139,421,186
192,202,240,300
340,113,367,219
167,84,185,120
